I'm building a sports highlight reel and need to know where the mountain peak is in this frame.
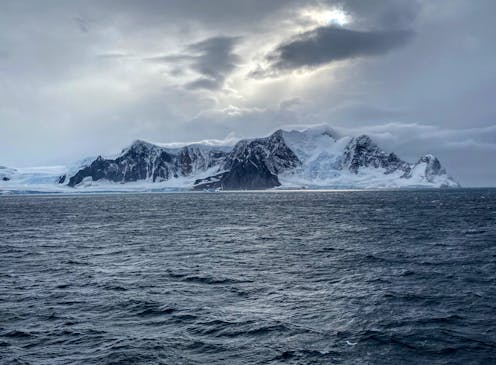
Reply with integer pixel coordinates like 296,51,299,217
418,153,437,162
122,139,160,155
353,134,373,144
55,126,460,190
129,139,156,148
282,125,340,141
305,125,339,137
415,154,446,177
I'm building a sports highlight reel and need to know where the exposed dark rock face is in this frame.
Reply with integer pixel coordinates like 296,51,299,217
65,128,458,189
225,130,301,174
417,154,444,177
404,154,454,184
194,153,280,190
67,131,300,189
67,140,228,187
341,135,410,175
177,145,227,175
222,159,280,189
194,129,299,190
193,173,225,190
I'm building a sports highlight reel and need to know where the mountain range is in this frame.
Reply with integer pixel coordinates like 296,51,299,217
0,126,459,194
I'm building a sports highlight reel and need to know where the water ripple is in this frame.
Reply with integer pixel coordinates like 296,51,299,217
0,189,495,364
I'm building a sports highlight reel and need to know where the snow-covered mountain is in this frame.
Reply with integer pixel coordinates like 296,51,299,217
0,126,459,193
0,165,69,194
275,128,458,188
193,126,458,189
63,140,229,187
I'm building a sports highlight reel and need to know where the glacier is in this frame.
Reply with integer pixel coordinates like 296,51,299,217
0,126,459,194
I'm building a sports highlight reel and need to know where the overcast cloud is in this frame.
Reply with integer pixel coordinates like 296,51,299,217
0,0,495,186
252,26,413,77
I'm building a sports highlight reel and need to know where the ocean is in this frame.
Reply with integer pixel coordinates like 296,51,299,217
1,189,495,364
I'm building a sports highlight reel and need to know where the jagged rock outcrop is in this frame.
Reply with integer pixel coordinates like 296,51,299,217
193,129,300,190
224,130,301,174
341,135,410,175
411,154,444,177
63,126,459,189
67,140,228,187
404,154,458,186
194,159,279,190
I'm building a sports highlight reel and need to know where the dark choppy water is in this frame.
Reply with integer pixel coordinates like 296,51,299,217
1,190,496,364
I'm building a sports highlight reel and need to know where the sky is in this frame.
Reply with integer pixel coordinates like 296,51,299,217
0,0,495,186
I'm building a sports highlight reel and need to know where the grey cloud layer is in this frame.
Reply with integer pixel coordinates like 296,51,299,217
0,1,495,186
254,26,413,76
184,37,241,90
149,36,241,90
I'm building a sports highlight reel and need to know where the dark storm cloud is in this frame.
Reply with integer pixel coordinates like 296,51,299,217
149,36,241,90
339,0,421,29
185,36,241,90
254,26,413,76
185,78,220,91
91,0,420,33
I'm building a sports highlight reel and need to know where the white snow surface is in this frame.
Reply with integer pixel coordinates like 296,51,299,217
0,165,68,194
0,165,213,195
279,126,458,188
0,141,230,194
406,161,458,188
282,127,352,181
0,126,459,194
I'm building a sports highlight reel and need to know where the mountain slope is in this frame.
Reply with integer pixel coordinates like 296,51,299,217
276,128,458,189
193,129,301,190
65,140,229,187
0,126,459,193
192,127,458,189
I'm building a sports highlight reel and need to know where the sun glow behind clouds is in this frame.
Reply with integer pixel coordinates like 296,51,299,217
302,7,350,27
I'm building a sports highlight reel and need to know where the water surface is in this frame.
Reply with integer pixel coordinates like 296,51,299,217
1,190,495,364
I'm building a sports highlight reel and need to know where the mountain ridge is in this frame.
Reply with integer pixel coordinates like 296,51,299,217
63,126,459,189
0,126,460,193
